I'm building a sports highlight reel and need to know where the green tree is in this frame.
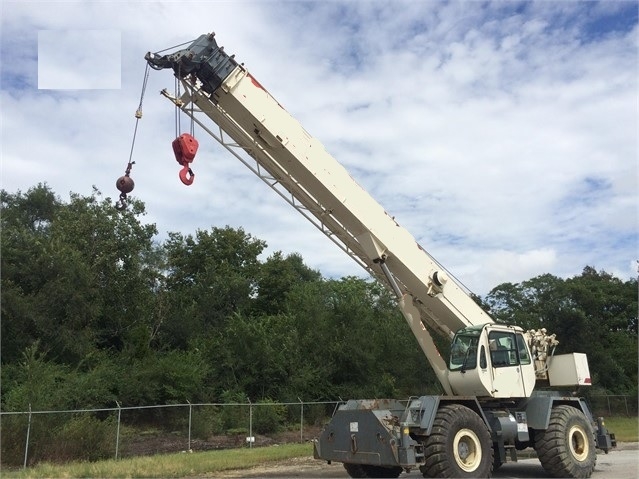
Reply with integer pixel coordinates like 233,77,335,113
1,184,61,362
283,277,436,400
484,267,637,394
206,312,301,400
1,185,158,365
160,226,266,349
114,348,210,405
562,267,637,393
49,188,158,356
2,184,165,414
253,251,321,315
484,273,568,330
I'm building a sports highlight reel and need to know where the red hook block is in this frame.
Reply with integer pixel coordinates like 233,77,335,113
172,134,199,185
172,133,199,164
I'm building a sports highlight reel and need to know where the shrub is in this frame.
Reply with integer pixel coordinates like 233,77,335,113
253,399,286,434
305,402,332,426
191,406,224,439
0,414,29,467
219,390,249,433
0,413,116,467
44,414,115,463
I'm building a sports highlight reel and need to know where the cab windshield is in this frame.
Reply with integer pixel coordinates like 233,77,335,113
449,335,479,371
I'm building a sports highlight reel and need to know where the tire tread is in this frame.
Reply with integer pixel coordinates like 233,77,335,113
421,404,492,478
534,405,596,478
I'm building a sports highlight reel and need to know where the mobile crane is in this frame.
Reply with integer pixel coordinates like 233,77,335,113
143,33,615,478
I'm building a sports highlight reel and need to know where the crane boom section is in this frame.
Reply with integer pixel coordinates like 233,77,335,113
146,34,493,339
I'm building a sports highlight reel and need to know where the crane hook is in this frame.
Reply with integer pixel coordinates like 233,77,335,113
115,162,135,210
179,165,195,185
172,133,198,186
114,65,149,211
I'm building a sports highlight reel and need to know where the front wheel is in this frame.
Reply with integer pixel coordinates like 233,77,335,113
534,405,597,478
420,404,492,478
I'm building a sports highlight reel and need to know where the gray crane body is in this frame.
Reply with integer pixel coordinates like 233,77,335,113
145,33,616,478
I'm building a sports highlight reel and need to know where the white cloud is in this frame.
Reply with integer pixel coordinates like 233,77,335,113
1,1,636,296
38,30,121,89
453,248,559,293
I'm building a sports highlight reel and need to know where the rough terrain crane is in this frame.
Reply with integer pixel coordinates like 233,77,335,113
142,33,616,478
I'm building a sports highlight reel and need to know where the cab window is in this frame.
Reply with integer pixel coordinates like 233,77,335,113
488,331,518,368
516,333,531,364
449,335,478,371
479,345,487,369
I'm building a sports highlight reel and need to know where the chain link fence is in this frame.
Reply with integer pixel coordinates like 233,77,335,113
588,394,638,417
1,395,634,469
0,399,342,469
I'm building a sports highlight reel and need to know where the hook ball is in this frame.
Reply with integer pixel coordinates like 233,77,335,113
116,175,135,194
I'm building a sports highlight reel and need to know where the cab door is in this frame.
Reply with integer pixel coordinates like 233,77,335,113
488,330,532,397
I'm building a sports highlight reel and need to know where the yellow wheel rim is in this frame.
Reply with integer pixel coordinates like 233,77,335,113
453,428,482,472
568,424,589,462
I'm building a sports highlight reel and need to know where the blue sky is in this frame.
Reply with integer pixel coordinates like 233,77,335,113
1,0,637,295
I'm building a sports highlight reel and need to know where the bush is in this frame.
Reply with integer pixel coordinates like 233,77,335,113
305,402,333,426
0,414,28,467
0,413,115,467
44,414,115,463
253,399,286,434
191,406,224,439
219,390,249,433
0,412,68,467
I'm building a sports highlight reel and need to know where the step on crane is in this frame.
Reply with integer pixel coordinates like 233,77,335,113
143,32,615,478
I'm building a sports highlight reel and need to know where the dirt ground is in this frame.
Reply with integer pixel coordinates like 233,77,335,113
211,443,639,479
120,426,322,458
119,431,637,478
213,456,335,478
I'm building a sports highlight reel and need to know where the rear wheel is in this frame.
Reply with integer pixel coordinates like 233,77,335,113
343,463,403,478
534,405,596,478
419,404,492,478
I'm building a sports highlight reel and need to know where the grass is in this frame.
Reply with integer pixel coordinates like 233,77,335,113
5,443,313,479
602,416,638,442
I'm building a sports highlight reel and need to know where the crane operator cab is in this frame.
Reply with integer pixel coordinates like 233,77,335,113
447,324,537,398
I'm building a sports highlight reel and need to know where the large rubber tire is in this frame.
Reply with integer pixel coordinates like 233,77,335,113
343,463,403,478
420,404,493,478
534,405,597,478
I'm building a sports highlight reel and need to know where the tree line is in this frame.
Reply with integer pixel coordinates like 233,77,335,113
2,184,637,415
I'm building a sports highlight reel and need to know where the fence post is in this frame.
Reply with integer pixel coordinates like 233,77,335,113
187,400,192,451
23,403,32,469
298,398,304,443
115,401,122,460
247,398,253,449
607,395,611,416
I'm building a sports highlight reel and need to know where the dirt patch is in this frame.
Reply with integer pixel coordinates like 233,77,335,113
120,426,323,458
212,456,335,478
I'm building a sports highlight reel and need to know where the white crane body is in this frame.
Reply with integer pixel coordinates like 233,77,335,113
145,33,615,478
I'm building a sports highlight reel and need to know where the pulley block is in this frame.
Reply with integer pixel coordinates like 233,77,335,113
172,133,199,186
